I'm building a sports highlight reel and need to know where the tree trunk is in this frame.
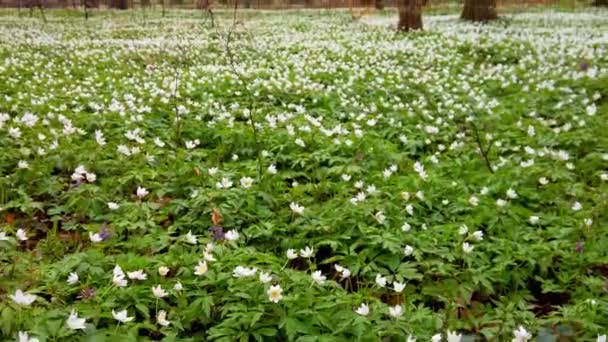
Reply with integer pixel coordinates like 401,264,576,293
593,0,608,6
461,0,497,22
374,0,383,10
109,0,128,9
397,0,423,32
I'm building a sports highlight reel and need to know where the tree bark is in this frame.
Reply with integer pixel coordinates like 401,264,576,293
461,0,497,22
593,0,608,6
109,0,128,8
374,0,383,10
397,0,423,32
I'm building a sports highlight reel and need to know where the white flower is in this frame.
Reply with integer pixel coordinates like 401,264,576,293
403,245,414,256
18,331,39,342
225,230,240,241
584,218,593,227
194,260,208,276
240,177,254,188
572,202,582,211
529,216,539,224
89,232,102,243
112,309,134,323
407,336,416,342
496,199,507,207
480,187,489,195
447,331,462,342
402,222,411,232
67,272,79,285
10,289,36,306
388,304,402,318
354,180,364,188
112,265,128,287
203,251,216,262
66,309,86,330
366,185,377,195
173,281,183,291
469,196,479,206
215,177,233,189
512,326,532,342
462,242,474,254
334,264,351,279
233,266,257,278
152,284,168,298
286,249,298,259
295,138,305,147
538,177,549,185
290,202,305,215
601,173,608,181
341,174,351,182
375,274,387,288
107,202,119,210
431,334,442,342
0,230,9,241
393,281,406,293
127,270,147,280
506,188,518,199
136,186,149,198
311,270,326,284
208,167,218,176
471,230,484,241
586,104,597,116
300,246,314,258
259,272,272,283
267,164,277,174
406,204,414,215
158,266,170,276
458,225,469,235
185,230,198,244
157,310,171,327
267,285,283,303
597,335,606,342
94,130,106,146
415,191,424,200
355,303,369,316
16,228,28,241
374,211,386,224
85,173,96,183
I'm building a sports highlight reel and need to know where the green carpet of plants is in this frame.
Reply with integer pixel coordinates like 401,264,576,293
0,8,607,342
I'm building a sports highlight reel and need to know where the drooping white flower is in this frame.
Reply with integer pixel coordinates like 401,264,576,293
67,272,79,285
203,251,216,262
112,265,127,287
286,249,298,259
512,326,532,342
136,186,149,198
66,309,86,330
185,230,198,244
538,177,549,185
89,232,102,243
290,202,305,215
355,303,369,316
388,304,402,318
462,242,474,254
459,225,469,235
403,245,414,256
18,331,39,342
10,289,36,306
402,222,411,232
240,177,254,189
267,285,283,303
300,246,314,258
259,272,272,283
471,230,484,241
152,285,168,298
447,331,462,342
194,260,208,276
94,130,106,146
158,266,170,276
127,270,147,280
374,211,386,224
375,274,387,288
225,230,239,241
112,309,134,323
393,281,406,293
469,196,479,206
174,281,183,291
506,188,518,199
233,266,257,278
156,310,171,327
267,164,277,174
16,228,27,241
311,270,326,285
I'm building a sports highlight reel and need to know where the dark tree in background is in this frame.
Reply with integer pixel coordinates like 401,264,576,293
398,0,424,31
462,0,498,22
109,0,129,8
374,0,383,10
593,0,608,6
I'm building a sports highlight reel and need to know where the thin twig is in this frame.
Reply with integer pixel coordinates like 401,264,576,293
469,121,494,174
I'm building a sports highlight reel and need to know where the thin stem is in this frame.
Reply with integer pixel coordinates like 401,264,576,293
469,121,494,174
